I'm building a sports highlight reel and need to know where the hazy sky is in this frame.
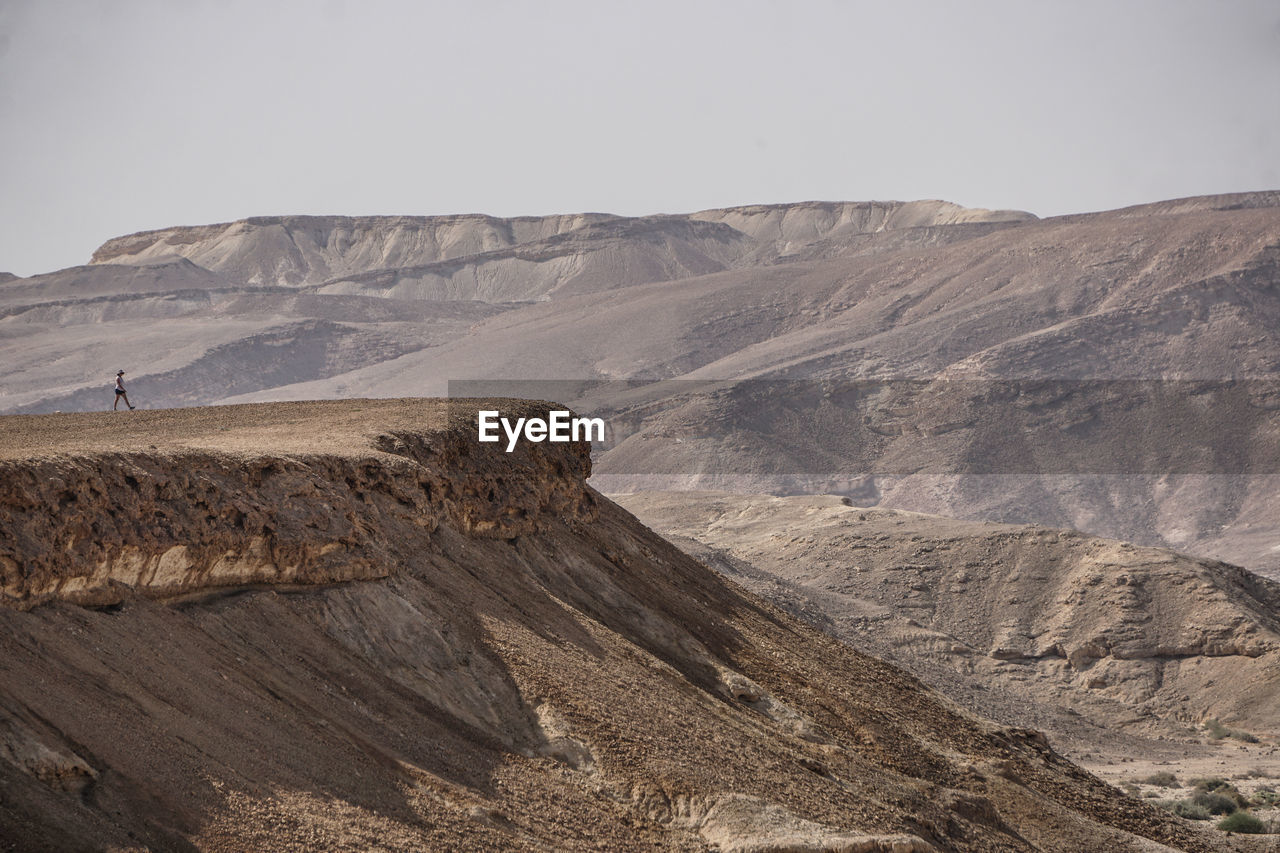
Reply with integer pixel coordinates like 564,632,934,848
1,0,1277,276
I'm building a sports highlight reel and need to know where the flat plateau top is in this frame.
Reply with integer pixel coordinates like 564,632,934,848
0,398,540,461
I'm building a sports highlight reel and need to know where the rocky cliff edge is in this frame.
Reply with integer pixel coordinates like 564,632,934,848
0,399,596,608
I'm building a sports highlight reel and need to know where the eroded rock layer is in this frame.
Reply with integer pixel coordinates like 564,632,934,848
0,400,594,608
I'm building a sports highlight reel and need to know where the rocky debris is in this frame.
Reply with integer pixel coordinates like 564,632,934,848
0,713,97,795
678,793,938,852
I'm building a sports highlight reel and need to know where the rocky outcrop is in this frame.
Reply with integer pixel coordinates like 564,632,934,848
0,399,595,607
0,401,1223,851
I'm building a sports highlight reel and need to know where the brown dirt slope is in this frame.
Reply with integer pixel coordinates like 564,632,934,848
0,400,1232,851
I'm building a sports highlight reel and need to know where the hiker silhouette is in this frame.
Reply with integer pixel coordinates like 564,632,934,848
113,370,135,411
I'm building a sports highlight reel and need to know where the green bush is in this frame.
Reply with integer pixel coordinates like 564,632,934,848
1193,791,1238,815
1217,811,1266,834
1140,771,1180,788
1190,777,1227,791
1171,800,1211,820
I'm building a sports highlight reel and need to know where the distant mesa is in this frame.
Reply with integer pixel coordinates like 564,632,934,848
86,200,1036,289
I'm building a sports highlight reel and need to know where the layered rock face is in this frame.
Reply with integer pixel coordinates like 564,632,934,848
0,400,594,608
0,401,1223,851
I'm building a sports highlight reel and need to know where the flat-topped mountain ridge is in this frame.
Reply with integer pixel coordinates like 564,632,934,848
87,200,1036,287
0,400,1227,851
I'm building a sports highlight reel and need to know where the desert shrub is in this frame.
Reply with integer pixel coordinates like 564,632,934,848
1205,719,1230,739
1170,800,1211,820
1190,777,1227,791
1193,790,1239,815
1141,771,1180,788
1251,789,1279,807
1217,811,1266,834
1203,718,1259,743
1218,785,1251,808
1121,782,1141,796
1143,791,1159,798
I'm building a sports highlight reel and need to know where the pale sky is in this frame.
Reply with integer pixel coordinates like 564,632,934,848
1,0,1277,276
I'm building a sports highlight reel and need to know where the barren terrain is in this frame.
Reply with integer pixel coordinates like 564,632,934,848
2,194,1277,575
0,401,1245,851
617,491,1280,828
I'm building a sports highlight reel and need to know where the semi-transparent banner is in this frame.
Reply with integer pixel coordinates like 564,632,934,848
447,378,1280,475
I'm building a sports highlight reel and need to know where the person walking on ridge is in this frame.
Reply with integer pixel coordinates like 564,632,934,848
113,370,135,410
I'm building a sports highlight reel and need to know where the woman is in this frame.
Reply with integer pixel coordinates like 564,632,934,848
113,370,135,410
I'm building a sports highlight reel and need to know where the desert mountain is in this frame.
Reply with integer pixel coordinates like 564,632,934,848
615,492,1280,761
88,202,1032,290
0,400,1229,851
2,194,1278,575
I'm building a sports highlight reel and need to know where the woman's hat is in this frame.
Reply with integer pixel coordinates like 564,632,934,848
117,370,125,375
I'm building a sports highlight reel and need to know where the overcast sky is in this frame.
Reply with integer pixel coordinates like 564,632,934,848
1,0,1277,276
